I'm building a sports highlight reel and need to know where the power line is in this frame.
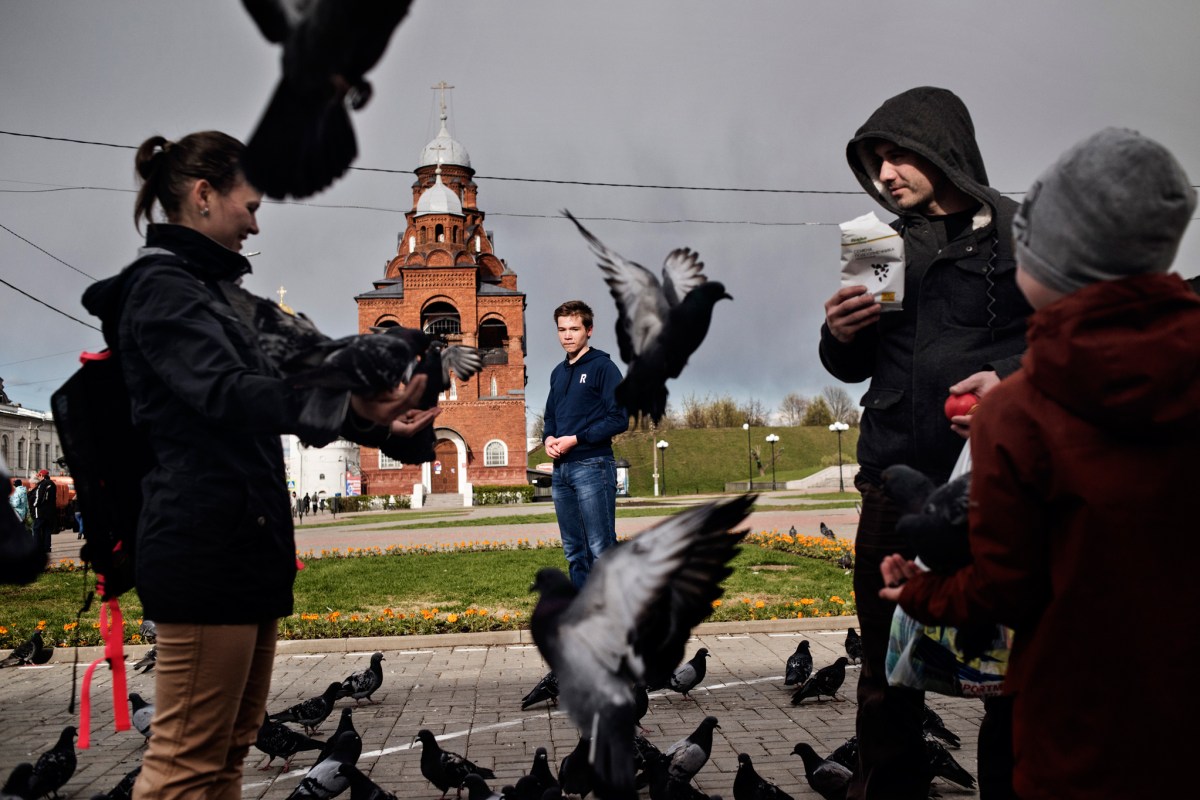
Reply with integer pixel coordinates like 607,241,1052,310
0,222,99,280
0,275,100,332
0,350,82,368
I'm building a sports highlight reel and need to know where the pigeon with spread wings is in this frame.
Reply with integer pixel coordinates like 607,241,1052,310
564,210,731,424
240,0,416,199
531,493,754,799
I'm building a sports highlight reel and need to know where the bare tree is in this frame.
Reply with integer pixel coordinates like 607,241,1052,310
822,385,860,426
778,392,810,426
529,411,545,441
741,397,771,427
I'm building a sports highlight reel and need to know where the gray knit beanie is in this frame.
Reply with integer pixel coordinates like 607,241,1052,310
1013,127,1196,294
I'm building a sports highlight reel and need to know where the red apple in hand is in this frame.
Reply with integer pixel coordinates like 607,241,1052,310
944,392,980,420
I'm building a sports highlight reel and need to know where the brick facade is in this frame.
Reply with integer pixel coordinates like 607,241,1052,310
355,118,527,497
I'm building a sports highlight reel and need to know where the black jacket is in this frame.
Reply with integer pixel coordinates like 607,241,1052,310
542,348,628,464
30,477,56,518
82,224,383,623
820,87,1033,487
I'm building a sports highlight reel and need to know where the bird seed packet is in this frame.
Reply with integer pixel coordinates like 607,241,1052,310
839,211,905,311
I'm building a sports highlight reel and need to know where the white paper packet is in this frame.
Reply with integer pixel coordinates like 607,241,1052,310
839,211,905,311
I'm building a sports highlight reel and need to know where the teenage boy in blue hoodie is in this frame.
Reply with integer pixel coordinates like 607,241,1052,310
543,300,629,589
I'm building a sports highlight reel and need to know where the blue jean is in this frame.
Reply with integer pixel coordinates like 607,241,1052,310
552,455,617,589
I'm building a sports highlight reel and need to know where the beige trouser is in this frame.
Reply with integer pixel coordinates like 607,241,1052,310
133,621,277,800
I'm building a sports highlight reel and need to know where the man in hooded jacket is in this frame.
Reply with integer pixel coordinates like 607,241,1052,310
819,87,1032,798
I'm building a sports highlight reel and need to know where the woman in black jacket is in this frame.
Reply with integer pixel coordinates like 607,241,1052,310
83,131,436,800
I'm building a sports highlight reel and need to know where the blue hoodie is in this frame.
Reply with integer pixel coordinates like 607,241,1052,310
543,347,628,464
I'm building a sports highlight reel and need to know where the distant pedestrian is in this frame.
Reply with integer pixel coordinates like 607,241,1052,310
9,478,28,523
302,492,311,517
329,495,339,518
30,469,57,553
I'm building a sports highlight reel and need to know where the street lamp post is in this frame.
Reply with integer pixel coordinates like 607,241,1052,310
765,433,779,489
742,422,753,490
828,421,849,492
656,440,669,495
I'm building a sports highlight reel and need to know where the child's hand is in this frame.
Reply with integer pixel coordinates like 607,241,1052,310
878,553,921,602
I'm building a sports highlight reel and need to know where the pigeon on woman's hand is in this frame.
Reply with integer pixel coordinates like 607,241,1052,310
531,494,753,799
239,0,416,199
564,210,732,424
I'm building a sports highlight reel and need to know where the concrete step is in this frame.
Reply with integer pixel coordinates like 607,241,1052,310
422,492,464,509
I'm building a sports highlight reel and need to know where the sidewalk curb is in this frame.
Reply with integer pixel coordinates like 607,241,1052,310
61,615,860,659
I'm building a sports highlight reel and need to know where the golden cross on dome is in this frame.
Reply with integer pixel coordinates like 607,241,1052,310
431,80,455,118
277,285,287,305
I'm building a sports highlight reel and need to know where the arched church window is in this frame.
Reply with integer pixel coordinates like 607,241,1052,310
478,318,508,349
422,301,461,337
436,223,445,242
484,440,508,467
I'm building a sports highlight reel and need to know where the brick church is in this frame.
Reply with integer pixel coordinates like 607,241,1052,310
355,94,527,500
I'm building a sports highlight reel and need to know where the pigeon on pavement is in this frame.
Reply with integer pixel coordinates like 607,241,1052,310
530,494,753,799
287,730,361,799
270,681,342,735
129,693,154,739
131,646,156,675
1,630,45,668
665,716,720,784
556,737,594,800
256,713,325,771
921,706,961,749
336,652,385,705
337,763,398,800
461,773,502,800
844,629,863,665
528,747,558,796
1,763,32,800
641,752,711,800
667,648,710,698
26,726,77,800
733,752,794,800
520,671,559,710
784,640,813,686
414,729,495,797
239,0,416,199
791,742,852,800
88,765,141,800
791,658,849,704
564,210,732,425
316,708,359,764
826,737,858,772
925,738,975,789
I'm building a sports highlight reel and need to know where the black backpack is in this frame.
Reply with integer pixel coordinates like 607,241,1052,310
51,348,153,600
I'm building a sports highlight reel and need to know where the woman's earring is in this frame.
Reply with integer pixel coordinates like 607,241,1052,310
200,207,210,217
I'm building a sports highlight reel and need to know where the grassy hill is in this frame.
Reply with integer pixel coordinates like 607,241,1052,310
531,425,859,497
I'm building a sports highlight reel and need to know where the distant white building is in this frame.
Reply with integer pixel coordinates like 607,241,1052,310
282,436,362,500
0,398,63,481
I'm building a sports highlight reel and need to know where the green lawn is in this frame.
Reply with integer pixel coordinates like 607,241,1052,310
0,538,855,648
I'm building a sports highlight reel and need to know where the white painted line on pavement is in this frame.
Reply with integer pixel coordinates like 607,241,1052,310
290,654,325,659
454,647,488,652
397,650,434,655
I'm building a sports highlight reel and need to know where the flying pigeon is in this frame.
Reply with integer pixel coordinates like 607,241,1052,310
667,648,710,698
530,494,753,799
1,630,45,668
414,729,495,797
844,629,863,665
336,652,385,705
129,692,154,739
733,752,795,800
819,522,836,541
89,765,141,800
921,706,961,749
131,646,156,675
26,726,77,800
665,716,720,784
520,671,560,710
790,657,849,704
925,738,975,789
1,764,32,800
287,730,362,799
239,0,416,199
316,708,359,765
881,464,973,574
826,737,858,772
784,640,813,686
791,743,852,800
564,210,732,424
337,763,398,800
269,681,342,735
461,773,502,800
556,737,594,800
284,332,424,395
256,713,325,771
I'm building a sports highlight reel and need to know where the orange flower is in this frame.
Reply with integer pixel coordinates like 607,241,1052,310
447,614,459,623
754,600,766,609
711,600,722,608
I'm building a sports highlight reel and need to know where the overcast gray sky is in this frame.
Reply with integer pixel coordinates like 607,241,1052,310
2,1,1198,430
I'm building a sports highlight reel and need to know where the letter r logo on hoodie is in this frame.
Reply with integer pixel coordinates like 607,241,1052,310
579,373,587,384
